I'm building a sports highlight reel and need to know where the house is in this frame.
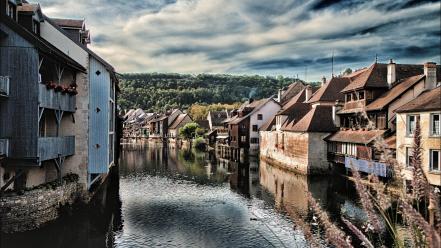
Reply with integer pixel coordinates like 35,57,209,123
395,86,441,186
0,1,118,193
227,98,281,155
148,109,183,139
207,111,228,131
167,113,193,139
276,81,307,105
326,61,439,177
260,77,347,174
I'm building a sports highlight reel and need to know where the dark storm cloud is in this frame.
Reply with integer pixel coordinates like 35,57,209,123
35,0,441,80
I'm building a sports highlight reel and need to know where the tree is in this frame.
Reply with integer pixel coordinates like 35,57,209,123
179,122,199,140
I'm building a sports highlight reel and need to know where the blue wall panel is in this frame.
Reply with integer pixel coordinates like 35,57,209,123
88,57,110,174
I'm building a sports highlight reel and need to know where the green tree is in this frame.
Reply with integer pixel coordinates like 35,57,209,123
179,122,199,140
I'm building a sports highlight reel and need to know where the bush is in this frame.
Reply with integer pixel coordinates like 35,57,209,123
193,137,206,151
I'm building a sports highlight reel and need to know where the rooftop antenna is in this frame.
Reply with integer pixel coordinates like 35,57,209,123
304,66,308,82
331,50,335,78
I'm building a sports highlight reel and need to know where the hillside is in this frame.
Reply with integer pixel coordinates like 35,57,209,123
118,73,304,112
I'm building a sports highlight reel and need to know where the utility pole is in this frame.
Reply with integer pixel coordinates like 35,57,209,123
331,50,334,78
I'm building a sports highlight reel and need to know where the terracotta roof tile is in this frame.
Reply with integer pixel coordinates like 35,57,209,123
396,86,441,113
308,77,350,103
325,129,386,144
366,75,425,111
284,105,337,132
260,116,276,131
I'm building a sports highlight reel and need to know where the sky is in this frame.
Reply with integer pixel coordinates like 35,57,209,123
36,0,440,81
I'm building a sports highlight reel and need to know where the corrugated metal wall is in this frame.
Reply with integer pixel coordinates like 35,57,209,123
88,57,110,174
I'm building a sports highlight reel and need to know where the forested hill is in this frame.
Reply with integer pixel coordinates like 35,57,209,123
118,73,304,112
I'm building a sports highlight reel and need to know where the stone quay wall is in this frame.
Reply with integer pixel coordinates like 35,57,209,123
0,180,82,233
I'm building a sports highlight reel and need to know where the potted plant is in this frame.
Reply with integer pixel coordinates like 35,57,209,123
54,84,63,92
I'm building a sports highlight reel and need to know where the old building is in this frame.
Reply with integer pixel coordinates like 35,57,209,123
0,1,118,194
260,76,347,174
227,98,281,155
149,109,183,139
396,86,441,186
326,61,440,177
168,113,193,139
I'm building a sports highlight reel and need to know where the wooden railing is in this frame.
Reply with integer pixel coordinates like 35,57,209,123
0,76,9,96
38,136,75,161
38,84,76,112
344,99,366,110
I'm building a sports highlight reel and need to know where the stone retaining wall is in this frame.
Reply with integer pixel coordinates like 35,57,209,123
0,181,82,233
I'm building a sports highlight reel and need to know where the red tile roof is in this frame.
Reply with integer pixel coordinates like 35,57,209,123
284,105,337,132
325,129,386,144
395,86,441,113
308,77,350,103
366,75,425,111
260,116,276,131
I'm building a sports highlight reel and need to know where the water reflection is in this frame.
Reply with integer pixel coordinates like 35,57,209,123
2,144,363,248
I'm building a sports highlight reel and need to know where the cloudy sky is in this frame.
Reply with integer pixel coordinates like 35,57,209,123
37,0,440,81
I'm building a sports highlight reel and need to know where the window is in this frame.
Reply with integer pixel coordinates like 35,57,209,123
358,91,365,100
377,114,386,129
257,114,263,120
346,94,352,102
406,147,413,167
33,21,40,35
430,150,440,172
7,3,16,19
241,136,247,142
431,114,440,136
407,115,419,136
251,138,259,144
252,125,258,132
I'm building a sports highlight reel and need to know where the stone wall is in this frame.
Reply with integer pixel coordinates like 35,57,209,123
0,180,82,233
260,131,331,175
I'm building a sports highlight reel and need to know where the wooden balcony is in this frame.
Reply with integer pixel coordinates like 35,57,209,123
0,76,9,97
327,152,345,164
343,99,366,110
38,136,75,161
38,84,76,112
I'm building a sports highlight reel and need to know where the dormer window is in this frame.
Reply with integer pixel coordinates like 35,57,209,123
7,2,17,20
33,20,40,35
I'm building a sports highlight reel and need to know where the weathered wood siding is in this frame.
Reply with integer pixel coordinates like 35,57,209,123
0,23,39,159
38,84,76,112
38,136,75,161
88,57,110,174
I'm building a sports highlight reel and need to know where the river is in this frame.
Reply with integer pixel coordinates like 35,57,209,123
1,144,364,248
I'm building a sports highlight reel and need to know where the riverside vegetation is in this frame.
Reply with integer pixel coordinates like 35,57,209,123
305,119,440,248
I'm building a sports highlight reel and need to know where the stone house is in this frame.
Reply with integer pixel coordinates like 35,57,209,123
326,61,440,177
167,113,193,139
395,86,441,186
260,76,348,174
0,1,118,194
227,98,281,155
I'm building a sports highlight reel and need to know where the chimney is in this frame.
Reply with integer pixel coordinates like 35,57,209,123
305,85,312,102
322,76,326,86
387,59,396,87
277,89,283,103
424,62,437,90
332,100,342,127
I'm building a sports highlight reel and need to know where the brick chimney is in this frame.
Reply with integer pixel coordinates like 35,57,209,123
322,76,326,86
387,59,396,87
424,62,437,90
305,85,312,102
277,89,283,103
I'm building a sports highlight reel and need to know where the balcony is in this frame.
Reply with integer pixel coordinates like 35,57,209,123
341,99,366,114
345,156,391,178
38,136,75,161
0,76,9,97
0,139,8,157
38,84,76,112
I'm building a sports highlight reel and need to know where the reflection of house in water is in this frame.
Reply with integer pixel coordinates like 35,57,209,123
259,160,363,223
